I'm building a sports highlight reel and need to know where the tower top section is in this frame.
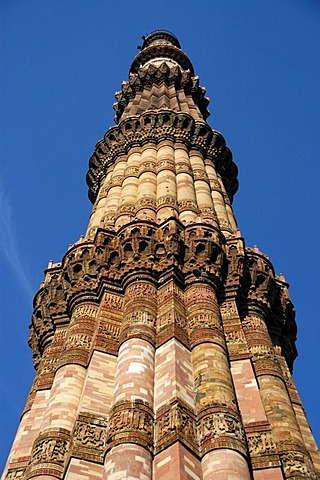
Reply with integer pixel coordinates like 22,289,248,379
141,30,181,49
113,31,206,124
130,30,194,75
87,33,239,207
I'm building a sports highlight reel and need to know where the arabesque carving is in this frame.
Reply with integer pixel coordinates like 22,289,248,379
220,299,239,319
281,451,317,479
74,423,105,448
198,410,246,456
72,304,98,319
31,437,69,465
247,431,276,456
157,310,186,330
155,401,197,453
107,401,153,450
198,412,244,441
72,414,108,462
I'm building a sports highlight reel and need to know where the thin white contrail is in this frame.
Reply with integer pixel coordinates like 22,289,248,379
0,183,34,299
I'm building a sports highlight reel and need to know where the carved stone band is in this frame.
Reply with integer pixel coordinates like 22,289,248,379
87,110,237,204
155,400,197,455
197,408,247,456
107,400,154,451
26,429,70,479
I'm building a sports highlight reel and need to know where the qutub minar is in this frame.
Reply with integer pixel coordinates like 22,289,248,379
2,31,320,480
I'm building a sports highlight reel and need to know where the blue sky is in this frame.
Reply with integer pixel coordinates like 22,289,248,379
1,0,320,471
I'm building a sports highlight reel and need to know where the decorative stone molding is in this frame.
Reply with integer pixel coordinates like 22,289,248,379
281,450,317,479
187,311,224,349
107,400,154,451
243,248,275,309
130,43,194,76
72,412,108,463
5,468,24,480
32,438,68,464
224,326,248,358
156,309,189,348
58,302,98,368
197,407,247,456
247,430,277,456
28,221,298,379
234,246,298,372
224,238,245,294
244,422,281,469
154,400,197,454
26,429,70,479
4,468,26,479
271,277,298,371
87,110,238,204
29,219,226,364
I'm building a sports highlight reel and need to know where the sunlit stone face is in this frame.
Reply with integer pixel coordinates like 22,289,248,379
143,57,180,69
147,38,173,47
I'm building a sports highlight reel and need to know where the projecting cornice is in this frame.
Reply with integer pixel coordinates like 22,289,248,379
87,110,238,204
130,30,194,76
139,31,181,50
130,43,194,76
29,221,298,375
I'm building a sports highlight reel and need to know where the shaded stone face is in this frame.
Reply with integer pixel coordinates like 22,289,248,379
3,32,320,480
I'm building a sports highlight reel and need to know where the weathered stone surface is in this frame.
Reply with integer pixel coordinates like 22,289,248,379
3,30,319,480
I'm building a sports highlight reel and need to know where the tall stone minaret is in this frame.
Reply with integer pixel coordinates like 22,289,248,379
3,31,319,480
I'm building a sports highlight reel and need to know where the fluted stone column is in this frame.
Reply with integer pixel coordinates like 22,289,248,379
185,282,251,480
65,289,124,477
156,140,179,223
103,279,156,480
217,173,237,232
26,302,99,480
174,142,198,225
2,321,70,478
242,305,316,479
115,148,141,228
136,144,157,222
276,352,320,473
5,30,319,480
2,388,50,478
190,149,219,227
205,158,232,233
153,279,202,480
